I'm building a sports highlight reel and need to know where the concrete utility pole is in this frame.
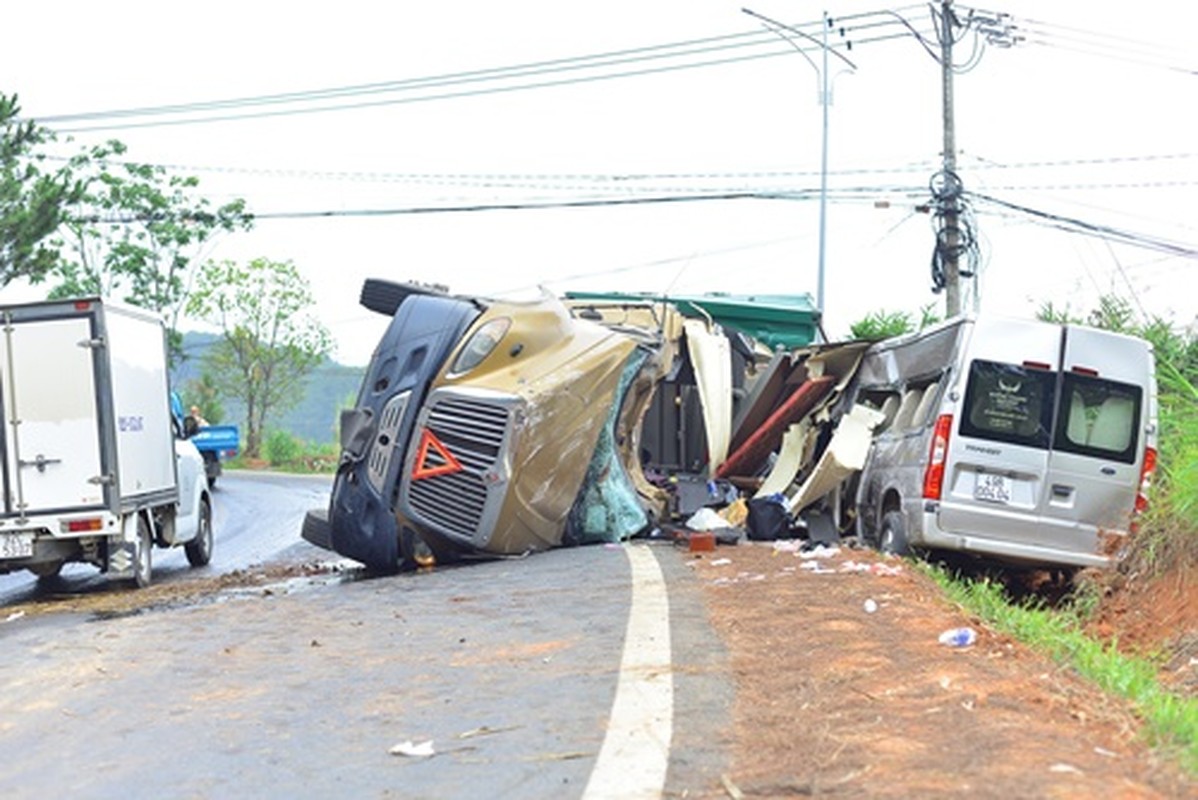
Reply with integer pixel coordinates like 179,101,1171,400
939,0,962,317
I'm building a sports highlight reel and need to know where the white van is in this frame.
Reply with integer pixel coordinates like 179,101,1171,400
850,315,1158,570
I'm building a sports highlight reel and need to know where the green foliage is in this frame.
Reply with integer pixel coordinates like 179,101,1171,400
924,565,1198,774
263,429,303,466
188,257,334,458
254,430,337,473
0,92,84,284
39,139,253,361
849,309,915,341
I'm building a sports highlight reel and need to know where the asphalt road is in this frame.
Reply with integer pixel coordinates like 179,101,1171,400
0,472,732,798
0,470,335,605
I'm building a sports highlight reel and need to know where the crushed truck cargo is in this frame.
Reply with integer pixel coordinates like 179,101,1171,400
302,279,1158,575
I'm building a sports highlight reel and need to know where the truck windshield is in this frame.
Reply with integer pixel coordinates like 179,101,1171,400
959,360,1055,449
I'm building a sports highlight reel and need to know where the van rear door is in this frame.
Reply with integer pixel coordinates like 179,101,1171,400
937,318,1062,550
1041,326,1151,547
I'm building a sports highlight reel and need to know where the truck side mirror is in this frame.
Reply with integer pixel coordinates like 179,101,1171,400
183,416,199,438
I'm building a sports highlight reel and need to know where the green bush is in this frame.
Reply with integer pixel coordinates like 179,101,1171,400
263,428,303,467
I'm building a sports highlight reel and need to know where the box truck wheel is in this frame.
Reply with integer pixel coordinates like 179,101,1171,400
185,498,214,567
879,511,911,557
132,516,153,588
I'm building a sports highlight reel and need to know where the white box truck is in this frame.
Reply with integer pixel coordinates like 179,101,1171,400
0,297,213,587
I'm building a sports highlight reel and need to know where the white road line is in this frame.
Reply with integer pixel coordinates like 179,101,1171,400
582,544,674,800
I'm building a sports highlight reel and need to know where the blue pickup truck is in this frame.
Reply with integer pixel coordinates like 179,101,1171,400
187,424,239,487
169,394,239,488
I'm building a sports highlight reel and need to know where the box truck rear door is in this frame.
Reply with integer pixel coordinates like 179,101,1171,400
1,315,106,515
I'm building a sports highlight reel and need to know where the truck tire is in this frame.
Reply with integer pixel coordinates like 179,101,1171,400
398,527,438,572
132,516,153,588
359,279,444,317
185,498,214,567
879,510,911,557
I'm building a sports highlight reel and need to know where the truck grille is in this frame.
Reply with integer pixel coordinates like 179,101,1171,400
404,393,514,542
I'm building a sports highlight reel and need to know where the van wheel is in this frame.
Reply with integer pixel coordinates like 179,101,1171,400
879,511,911,556
185,498,214,567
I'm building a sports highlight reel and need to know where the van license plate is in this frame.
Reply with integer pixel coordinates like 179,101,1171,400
974,474,1011,504
0,532,35,559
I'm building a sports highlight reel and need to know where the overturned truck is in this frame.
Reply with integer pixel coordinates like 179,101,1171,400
302,280,697,571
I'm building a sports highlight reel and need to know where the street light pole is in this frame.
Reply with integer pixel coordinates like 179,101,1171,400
742,8,854,326
817,11,830,316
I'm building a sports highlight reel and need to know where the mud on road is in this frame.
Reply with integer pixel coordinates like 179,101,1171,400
692,541,1195,799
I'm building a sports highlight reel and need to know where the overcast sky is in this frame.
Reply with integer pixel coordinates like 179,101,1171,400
3,1,1194,364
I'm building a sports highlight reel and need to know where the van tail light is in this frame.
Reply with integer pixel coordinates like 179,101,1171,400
1134,446,1157,515
922,414,953,500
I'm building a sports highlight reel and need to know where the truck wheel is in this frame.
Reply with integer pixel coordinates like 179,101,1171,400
398,527,438,572
28,560,63,577
132,516,153,588
879,510,911,557
185,498,214,567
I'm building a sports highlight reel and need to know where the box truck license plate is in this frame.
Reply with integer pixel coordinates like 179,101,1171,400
0,532,35,559
974,473,1012,504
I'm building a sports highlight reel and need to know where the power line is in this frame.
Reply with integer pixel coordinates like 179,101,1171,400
32,19,932,133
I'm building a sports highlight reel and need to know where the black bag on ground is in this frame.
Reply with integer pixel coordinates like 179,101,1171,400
747,495,791,541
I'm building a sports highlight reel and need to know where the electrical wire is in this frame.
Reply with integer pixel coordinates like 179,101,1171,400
33,21,933,133
968,191,1198,260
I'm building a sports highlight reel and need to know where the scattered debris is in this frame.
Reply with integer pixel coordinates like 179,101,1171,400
863,599,878,613
720,773,746,800
4,610,26,623
938,627,978,648
800,545,841,560
389,739,436,758
1049,763,1084,775
457,725,521,740
840,560,903,576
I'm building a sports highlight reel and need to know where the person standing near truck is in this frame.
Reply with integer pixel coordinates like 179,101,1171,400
189,405,210,427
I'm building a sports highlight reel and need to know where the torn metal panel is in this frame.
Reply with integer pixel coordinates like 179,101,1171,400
785,404,886,514
683,319,732,473
754,419,816,499
715,375,836,480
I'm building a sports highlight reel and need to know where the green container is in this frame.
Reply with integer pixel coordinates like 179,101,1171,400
565,291,821,350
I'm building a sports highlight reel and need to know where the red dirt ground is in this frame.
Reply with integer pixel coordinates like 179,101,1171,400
690,540,1196,799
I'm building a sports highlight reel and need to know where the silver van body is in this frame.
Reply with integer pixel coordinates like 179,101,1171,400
851,315,1158,569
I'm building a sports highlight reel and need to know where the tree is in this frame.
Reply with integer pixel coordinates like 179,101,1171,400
187,258,333,458
41,139,253,360
0,92,83,284
848,305,939,341
185,371,226,425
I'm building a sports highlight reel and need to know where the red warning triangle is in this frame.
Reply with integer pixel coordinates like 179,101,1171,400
411,428,463,480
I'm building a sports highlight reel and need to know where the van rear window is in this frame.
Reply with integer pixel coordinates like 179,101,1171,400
1053,373,1141,464
959,360,1054,449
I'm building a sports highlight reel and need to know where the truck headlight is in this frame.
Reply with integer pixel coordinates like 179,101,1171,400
450,318,511,375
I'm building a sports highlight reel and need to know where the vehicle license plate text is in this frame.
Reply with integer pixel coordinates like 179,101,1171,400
974,473,1012,504
0,532,35,559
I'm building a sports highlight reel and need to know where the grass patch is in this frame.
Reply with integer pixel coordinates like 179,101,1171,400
923,563,1198,774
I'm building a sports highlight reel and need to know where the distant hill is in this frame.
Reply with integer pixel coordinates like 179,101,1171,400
172,332,365,445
